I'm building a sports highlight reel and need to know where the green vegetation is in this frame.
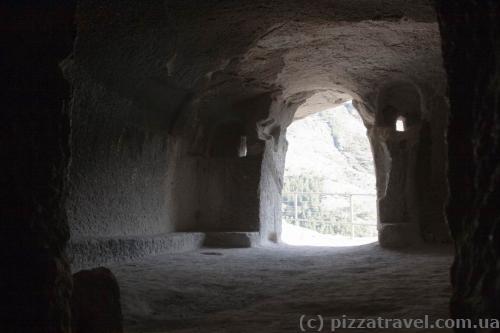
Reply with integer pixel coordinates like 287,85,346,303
282,175,377,237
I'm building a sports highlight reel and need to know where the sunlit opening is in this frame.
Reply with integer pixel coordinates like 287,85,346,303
281,101,377,247
396,116,406,132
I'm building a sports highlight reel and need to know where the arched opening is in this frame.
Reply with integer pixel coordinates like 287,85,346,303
395,116,406,132
281,101,377,246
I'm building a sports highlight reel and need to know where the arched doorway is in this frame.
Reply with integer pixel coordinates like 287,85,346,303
281,101,377,246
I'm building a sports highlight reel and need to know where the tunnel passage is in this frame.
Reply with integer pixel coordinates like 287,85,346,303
13,1,500,331
57,0,453,269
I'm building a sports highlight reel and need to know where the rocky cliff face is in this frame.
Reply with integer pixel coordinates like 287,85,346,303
285,102,376,195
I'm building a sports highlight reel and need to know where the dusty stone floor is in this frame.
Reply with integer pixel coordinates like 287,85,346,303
111,243,453,333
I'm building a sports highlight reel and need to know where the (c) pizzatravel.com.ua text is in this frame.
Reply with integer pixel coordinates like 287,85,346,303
299,314,500,331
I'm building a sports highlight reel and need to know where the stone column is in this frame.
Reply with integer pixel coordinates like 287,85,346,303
369,124,423,248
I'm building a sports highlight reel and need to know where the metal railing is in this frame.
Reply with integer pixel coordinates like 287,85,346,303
282,192,377,238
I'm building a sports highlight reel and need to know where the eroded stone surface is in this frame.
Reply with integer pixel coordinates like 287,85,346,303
6,1,500,332
112,245,453,333
65,0,450,258
436,0,500,322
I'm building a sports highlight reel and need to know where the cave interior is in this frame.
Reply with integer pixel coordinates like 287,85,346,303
2,1,500,332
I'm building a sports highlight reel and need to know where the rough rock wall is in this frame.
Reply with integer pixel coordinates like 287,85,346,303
197,157,262,232
67,1,187,239
65,0,452,258
414,92,449,243
63,0,273,266
435,1,500,321
258,95,304,243
170,93,269,233
369,81,450,247
66,67,174,238
259,140,285,243
67,1,270,241
1,2,75,332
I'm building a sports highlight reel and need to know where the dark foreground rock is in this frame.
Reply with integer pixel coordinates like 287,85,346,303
71,267,123,333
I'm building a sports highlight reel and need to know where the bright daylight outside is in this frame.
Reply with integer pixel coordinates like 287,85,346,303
281,101,378,246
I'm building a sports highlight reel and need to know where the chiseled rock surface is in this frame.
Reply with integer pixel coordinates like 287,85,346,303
112,245,453,333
